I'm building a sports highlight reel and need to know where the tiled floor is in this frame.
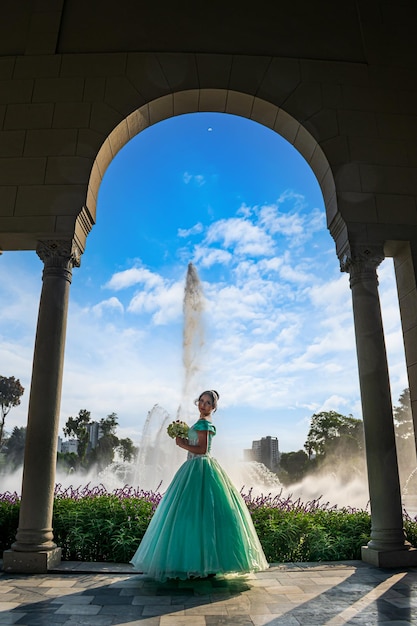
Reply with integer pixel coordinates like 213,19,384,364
1,560,417,625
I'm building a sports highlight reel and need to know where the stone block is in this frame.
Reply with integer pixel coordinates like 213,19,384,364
321,169,337,208
304,109,338,142
14,55,61,79
195,53,232,90
0,130,25,156
377,113,416,140
257,57,301,107
61,53,126,77
2,547,62,574
300,59,369,86
24,10,62,56
360,164,416,195
198,89,227,113
349,136,408,166
53,102,91,129
145,93,172,125
397,289,417,334
250,98,278,130
341,85,399,114
157,53,199,92
376,194,417,224
309,144,330,186
0,79,33,104
284,82,322,122
293,125,317,164
45,156,93,185
105,76,144,117
405,338,417,375
126,107,151,140
229,55,271,96
0,186,17,215
173,89,199,117
225,91,253,120
393,246,415,297
0,58,15,80
324,190,338,226
83,76,106,103
321,136,350,167
94,140,113,179
338,110,378,137
24,129,77,157
126,53,170,102
274,108,300,144
362,545,417,568
89,102,122,135
0,157,46,185
33,77,84,103
76,129,106,158
337,192,377,223
15,184,86,215
5,103,54,130
108,121,129,160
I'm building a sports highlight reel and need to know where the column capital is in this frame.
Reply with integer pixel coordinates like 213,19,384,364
339,244,385,288
36,239,81,283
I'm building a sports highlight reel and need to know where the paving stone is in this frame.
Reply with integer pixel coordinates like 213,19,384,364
1,562,417,625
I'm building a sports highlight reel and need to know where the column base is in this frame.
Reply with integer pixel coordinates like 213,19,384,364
2,547,62,573
362,545,417,568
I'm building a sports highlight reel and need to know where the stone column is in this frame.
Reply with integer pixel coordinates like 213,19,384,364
342,245,417,567
3,239,80,573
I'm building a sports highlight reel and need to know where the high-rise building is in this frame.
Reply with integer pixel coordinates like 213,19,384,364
86,421,102,451
251,436,280,470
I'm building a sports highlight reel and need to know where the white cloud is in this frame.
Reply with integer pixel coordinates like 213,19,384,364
206,218,276,257
183,172,206,186
105,267,163,291
127,279,184,325
177,223,204,238
91,297,124,317
192,246,232,268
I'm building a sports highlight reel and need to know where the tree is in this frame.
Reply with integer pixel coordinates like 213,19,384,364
63,409,91,464
95,413,119,470
3,426,26,470
392,388,416,489
304,411,364,460
117,437,138,462
279,450,309,484
393,388,413,440
57,451,78,474
0,376,24,448
99,412,118,437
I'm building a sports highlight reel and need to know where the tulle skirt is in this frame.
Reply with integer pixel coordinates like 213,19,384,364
130,454,269,581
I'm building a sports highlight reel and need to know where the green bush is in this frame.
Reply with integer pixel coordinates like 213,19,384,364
0,498,20,553
2,487,416,563
250,506,371,562
53,494,154,562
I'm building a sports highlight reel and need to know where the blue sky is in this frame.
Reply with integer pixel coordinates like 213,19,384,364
0,112,408,458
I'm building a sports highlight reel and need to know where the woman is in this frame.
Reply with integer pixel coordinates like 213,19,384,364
130,389,268,581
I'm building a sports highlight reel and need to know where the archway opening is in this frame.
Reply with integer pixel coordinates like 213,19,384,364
0,111,409,508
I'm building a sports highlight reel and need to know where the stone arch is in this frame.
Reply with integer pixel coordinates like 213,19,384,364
87,89,336,234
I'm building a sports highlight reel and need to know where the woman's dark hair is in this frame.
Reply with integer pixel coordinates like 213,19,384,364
197,389,219,412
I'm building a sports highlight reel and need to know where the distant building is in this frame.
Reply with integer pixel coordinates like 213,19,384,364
58,420,102,455
60,438,78,454
251,436,280,470
86,421,102,451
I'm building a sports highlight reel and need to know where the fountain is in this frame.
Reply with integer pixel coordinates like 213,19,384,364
99,262,208,492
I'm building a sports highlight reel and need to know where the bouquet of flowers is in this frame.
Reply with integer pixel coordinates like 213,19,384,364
167,420,189,439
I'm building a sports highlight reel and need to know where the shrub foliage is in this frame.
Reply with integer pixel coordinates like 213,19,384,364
1,484,416,563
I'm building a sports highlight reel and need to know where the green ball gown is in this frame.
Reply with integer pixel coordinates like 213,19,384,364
130,418,269,581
